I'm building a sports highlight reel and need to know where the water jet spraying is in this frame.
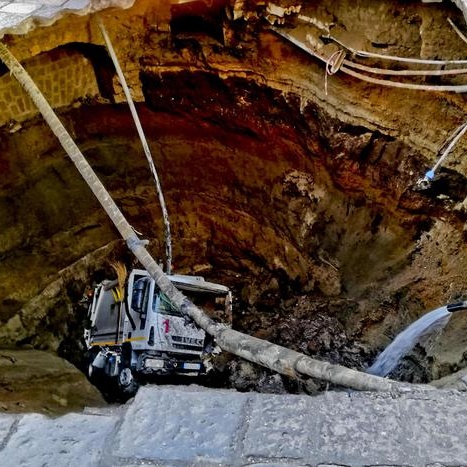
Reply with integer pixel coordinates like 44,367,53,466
367,301,467,378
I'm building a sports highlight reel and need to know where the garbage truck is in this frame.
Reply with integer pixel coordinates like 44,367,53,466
84,268,231,396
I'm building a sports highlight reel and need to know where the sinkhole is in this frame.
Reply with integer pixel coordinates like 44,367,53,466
2,23,467,408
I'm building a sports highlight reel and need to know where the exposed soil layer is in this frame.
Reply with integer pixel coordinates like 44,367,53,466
2,0,467,404
0,350,105,414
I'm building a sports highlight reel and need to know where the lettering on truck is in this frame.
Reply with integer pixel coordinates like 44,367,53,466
172,335,204,346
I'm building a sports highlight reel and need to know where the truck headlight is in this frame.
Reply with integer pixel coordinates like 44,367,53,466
144,358,165,369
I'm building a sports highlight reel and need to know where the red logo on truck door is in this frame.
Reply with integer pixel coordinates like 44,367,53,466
163,319,170,333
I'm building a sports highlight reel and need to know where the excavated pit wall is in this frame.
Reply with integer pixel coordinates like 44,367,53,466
1,0,467,396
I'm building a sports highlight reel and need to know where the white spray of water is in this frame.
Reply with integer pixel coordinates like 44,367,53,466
366,306,451,377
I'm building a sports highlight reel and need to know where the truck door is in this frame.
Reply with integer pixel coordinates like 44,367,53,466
88,286,126,346
153,288,205,356
126,273,155,350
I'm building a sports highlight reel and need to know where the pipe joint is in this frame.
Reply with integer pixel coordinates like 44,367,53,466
447,301,467,312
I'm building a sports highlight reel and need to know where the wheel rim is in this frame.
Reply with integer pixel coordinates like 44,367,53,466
119,368,133,387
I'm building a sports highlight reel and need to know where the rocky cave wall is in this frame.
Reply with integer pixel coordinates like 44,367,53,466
1,0,467,382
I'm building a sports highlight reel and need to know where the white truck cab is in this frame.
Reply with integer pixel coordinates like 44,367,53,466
84,269,231,396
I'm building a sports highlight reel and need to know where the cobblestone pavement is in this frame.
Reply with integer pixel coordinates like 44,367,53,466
0,0,133,36
1,385,467,466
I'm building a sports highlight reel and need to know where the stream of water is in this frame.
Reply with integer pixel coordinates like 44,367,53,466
366,306,451,377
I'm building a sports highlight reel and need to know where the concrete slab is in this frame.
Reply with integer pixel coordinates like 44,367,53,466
1,412,118,467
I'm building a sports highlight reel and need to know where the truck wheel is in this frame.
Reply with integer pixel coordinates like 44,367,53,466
118,367,139,396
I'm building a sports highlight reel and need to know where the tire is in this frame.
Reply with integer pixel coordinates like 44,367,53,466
88,361,95,380
85,348,100,383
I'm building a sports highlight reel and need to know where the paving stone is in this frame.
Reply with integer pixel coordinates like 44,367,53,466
114,385,246,463
306,391,467,466
1,412,118,467
62,0,91,9
0,11,24,28
313,392,407,465
398,393,467,465
0,0,133,35
25,0,67,5
0,415,16,446
1,3,40,14
33,5,75,19
243,393,318,459
243,463,312,466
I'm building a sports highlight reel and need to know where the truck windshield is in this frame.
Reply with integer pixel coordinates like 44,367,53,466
153,290,181,317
